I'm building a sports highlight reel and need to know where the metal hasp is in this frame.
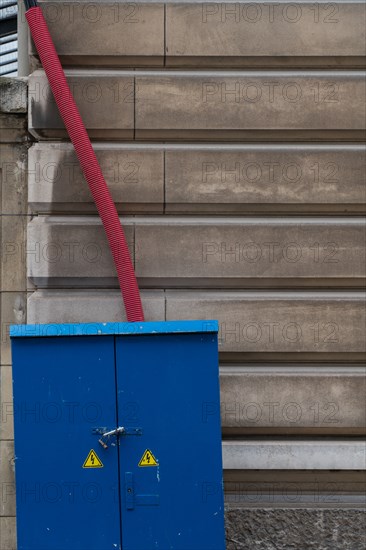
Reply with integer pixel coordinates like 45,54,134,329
11,320,226,550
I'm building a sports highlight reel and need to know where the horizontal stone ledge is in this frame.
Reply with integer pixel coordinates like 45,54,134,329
28,71,134,140
28,143,366,214
222,440,366,470
220,366,366,434
27,289,165,324
32,1,164,66
27,217,135,287
135,71,365,140
223,462,366,495
135,218,366,287
27,216,366,288
31,2,366,68
26,289,366,360
167,2,366,67
166,290,366,359
165,144,366,214
28,143,164,214
28,70,366,141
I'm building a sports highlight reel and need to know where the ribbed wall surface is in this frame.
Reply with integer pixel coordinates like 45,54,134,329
24,1,365,547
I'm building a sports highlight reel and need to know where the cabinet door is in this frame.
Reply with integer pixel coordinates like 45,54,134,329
12,336,121,550
116,333,225,550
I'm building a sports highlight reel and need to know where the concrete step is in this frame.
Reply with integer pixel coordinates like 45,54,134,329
28,70,366,141
28,143,366,215
31,1,366,68
223,440,366,470
26,289,366,361
32,0,165,67
220,365,366,435
165,290,366,361
27,216,366,288
166,1,366,68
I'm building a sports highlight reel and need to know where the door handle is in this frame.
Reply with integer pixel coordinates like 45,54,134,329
92,426,142,449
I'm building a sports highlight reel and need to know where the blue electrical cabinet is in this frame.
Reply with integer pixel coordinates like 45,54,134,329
11,320,226,550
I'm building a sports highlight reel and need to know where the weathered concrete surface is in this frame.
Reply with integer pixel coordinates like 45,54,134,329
28,143,164,213
0,441,15,517
165,144,366,214
224,508,366,550
0,440,15,520
167,2,366,67
0,517,16,550
32,1,164,66
27,290,165,324
135,218,366,287
27,216,366,288
0,114,28,144
25,289,366,360
220,366,366,434
28,70,366,141
223,468,365,496
28,143,366,214
0,293,27,366
1,145,28,292
222,440,366,470
28,71,134,140
0,366,13,440
0,97,27,550
0,78,27,114
135,71,366,140
165,291,366,360
27,216,135,287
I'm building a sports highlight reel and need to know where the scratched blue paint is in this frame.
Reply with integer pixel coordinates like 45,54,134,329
11,321,225,550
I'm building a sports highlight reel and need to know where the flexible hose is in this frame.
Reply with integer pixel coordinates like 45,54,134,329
26,7,144,322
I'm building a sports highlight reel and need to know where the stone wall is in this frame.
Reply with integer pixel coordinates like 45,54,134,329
0,77,28,550
1,1,366,547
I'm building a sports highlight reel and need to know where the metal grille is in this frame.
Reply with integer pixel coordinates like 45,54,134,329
0,0,18,76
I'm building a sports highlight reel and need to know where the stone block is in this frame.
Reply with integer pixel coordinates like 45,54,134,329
167,2,366,67
0,366,13,441
135,218,366,288
0,114,28,144
0,441,15,517
222,440,366,470
0,293,26,366
27,289,165,324
165,144,366,213
1,145,28,292
135,72,366,140
28,143,164,213
32,1,164,66
0,517,16,550
27,217,366,288
220,366,366,434
165,291,366,360
27,216,135,288
28,70,134,140
0,78,27,114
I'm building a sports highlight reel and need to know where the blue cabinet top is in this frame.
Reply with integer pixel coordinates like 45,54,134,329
10,320,219,338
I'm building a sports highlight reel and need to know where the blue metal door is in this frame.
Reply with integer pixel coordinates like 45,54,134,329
12,336,121,550
116,333,225,550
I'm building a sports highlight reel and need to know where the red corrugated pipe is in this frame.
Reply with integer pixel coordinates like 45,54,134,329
23,0,144,322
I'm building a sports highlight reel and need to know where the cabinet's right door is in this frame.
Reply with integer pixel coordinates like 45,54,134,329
116,332,225,550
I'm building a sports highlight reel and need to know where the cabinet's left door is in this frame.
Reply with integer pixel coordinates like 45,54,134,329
12,336,121,550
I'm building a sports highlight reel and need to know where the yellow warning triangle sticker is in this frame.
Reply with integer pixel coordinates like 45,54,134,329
138,449,158,467
82,449,103,469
